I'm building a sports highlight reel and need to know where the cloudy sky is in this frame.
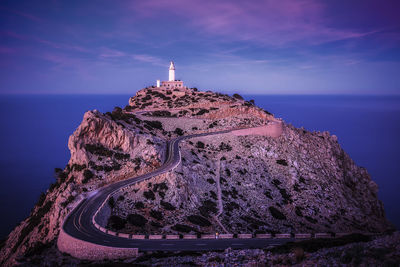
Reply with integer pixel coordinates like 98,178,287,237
1,0,399,95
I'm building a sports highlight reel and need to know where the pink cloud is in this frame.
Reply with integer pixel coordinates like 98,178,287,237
129,0,375,46
132,54,165,66
34,38,90,53
99,47,126,58
0,46,16,54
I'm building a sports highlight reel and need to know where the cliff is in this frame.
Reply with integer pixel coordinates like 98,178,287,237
0,87,392,266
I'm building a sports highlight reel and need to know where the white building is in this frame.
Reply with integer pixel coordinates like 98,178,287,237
157,61,185,89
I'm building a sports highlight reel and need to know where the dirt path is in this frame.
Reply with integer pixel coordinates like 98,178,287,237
214,157,230,234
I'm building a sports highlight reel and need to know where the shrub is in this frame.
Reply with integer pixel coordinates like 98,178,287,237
295,206,303,217
174,128,184,136
269,206,286,220
225,201,240,212
57,171,68,183
199,200,218,217
276,159,288,166
210,191,217,200
172,224,195,233
151,110,173,117
206,178,215,184
23,242,52,258
108,197,115,209
124,105,133,112
195,109,209,116
272,179,281,187
71,164,86,171
279,188,292,204
160,201,175,211
61,195,75,208
36,192,46,207
144,120,163,130
114,152,130,160
150,221,162,228
143,190,155,200
127,213,147,227
264,190,273,200
108,215,126,230
82,170,94,184
196,141,205,149
135,201,145,209
85,144,113,157
150,209,163,220
219,142,232,151
263,109,272,115
233,93,244,100
187,215,211,227
305,216,318,224
153,182,168,192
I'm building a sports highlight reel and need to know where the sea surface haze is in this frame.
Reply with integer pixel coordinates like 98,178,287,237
0,94,399,238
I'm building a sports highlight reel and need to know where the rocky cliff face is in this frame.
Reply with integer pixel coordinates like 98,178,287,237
0,108,164,266
0,87,392,266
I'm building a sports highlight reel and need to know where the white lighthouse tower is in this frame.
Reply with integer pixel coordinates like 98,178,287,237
158,61,185,90
168,61,175,81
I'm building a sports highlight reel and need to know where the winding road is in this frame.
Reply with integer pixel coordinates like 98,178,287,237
62,128,293,251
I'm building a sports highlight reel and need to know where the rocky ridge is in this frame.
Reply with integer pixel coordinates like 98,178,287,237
0,87,393,266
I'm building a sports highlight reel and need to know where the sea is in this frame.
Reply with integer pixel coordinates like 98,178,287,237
0,94,399,239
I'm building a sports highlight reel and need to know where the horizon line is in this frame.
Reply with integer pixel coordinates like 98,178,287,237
1,92,400,97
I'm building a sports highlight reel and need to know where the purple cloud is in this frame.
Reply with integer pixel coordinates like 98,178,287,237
130,0,377,46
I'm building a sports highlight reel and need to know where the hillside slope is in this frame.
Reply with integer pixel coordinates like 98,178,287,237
0,87,391,266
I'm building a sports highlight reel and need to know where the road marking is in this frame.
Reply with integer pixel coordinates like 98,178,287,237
161,243,173,246
231,243,244,245
196,243,206,246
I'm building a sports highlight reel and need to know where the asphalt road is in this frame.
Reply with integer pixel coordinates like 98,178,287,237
62,129,292,251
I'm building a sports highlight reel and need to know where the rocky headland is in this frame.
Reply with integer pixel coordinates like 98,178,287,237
0,86,396,266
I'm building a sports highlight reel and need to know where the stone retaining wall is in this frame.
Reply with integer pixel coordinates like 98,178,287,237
256,234,272,238
57,229,138,260
219,234,234,239
315,233,332,238
295,233,312,239
201,234,215,239
275,234,291,239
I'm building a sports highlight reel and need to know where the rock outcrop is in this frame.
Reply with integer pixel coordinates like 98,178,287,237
0,87,392,266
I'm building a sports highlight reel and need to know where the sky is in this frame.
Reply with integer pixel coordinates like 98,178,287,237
0,0,399,95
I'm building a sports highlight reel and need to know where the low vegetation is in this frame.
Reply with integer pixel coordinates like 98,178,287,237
127,213,147,227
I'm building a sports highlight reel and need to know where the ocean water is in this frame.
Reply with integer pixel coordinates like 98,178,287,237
0,94,399,238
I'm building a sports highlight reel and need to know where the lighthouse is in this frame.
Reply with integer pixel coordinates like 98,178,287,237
158,61,185,90
169,61,175,81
